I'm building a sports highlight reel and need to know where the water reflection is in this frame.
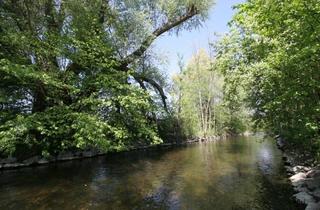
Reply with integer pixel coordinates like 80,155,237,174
0,136,303,210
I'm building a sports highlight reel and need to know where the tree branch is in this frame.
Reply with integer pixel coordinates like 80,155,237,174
133,74,168,112
120,5,199,69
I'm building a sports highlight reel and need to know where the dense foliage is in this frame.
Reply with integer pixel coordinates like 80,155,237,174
172,49,250,138
0,0,214,159
3,0,317,161
216,0,320,154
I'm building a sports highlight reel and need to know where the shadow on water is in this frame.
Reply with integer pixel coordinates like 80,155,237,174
0,136,304,210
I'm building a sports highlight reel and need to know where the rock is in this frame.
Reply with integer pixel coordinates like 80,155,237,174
56,152,75,161
284,160,291,166
293,166,311,173
290,172,307,183
306,177,320,191
276,137,320,209
294,186,310,193
83,150,98,157
276,138,286,150
38,159,49,164
306,202,320,210
0,157,17,164
285,166,294,173
310,189,320,199
287,172,294,177
23,156,40,165
307,170,320,178
282,153,294,166
292,179,307,192
293,192,315,205
3,163,24,168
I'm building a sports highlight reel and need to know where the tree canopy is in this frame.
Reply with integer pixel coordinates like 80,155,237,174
1,0,319,161
172,49,250,138
215,0,320,154
0,0,214,159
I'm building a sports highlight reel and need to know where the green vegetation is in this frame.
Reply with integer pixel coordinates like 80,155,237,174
172,49,249,138
0,0,214,159
1,0,319,160
215,0,320,155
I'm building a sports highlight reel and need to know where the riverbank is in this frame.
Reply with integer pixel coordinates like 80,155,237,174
0,137,214,170
276,136,320,210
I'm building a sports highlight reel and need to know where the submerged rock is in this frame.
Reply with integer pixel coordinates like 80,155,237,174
310,189,320,199
307,170,320,178
306,202,320,210
293,192,315,205
306,177,320,191
292,180,307,192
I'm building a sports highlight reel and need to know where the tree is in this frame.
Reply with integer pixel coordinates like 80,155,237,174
0,0,214,159
216,0,320,154
172,49,225,137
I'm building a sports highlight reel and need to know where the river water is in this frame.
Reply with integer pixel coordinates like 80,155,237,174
0,136,303,210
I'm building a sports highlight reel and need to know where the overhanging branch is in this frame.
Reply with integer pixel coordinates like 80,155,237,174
133,74,168,112
120,5,199,69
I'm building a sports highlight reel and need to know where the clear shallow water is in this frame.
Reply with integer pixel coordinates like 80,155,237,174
0,136,303,210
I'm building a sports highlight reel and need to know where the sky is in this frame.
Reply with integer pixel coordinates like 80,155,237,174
154,0,244,77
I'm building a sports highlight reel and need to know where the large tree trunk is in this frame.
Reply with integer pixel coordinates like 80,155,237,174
32,83,46,113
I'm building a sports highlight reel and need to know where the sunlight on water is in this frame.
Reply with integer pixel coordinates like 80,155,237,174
0,136,302,210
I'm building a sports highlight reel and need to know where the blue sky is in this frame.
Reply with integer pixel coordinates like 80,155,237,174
154,0,244,77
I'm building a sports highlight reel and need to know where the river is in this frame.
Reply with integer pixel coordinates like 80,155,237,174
0,135,303,210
